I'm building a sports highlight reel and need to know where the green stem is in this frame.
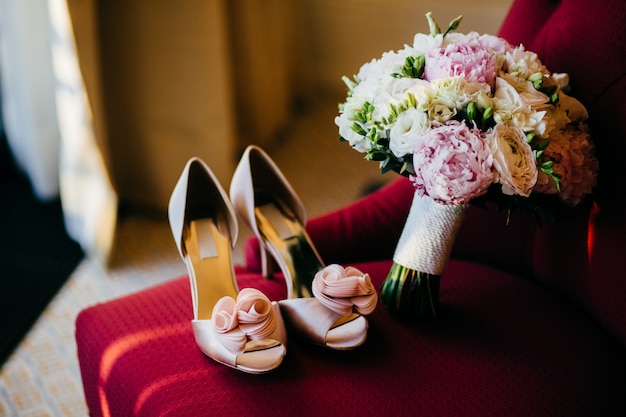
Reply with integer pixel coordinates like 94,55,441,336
380,263,440,318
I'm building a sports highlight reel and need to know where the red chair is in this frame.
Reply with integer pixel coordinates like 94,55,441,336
76,0,626,415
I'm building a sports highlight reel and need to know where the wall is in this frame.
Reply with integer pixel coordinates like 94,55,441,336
299,0,514,98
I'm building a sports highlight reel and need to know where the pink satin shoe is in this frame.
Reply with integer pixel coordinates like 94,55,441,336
168,157,286,373
230,145,377,350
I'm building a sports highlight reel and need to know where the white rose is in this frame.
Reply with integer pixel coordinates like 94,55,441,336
389,107,429,157
486,122,538,196
351,77,380,105
374,77,425,121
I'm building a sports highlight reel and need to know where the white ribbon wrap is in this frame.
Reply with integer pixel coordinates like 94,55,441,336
393,193,467,275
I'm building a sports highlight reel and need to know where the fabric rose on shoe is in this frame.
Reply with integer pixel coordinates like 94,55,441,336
312,265,378,316
212,288,277,354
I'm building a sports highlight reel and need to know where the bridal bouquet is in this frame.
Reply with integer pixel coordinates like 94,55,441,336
335,13,598,317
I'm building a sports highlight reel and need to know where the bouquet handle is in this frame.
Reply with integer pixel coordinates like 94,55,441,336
380,193,467,317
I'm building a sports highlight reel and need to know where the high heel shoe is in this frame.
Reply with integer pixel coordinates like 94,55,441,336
168,157,286,373
230,145,377,350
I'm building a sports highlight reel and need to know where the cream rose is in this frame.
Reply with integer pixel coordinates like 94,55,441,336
486,122,538,196
493,77,548,135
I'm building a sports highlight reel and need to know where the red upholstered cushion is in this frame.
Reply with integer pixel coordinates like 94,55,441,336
76,264,626,417
498,0,626,345
76,1,626,416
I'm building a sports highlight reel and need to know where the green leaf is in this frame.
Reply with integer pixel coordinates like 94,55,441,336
351,122,367,136
406,93,417,108
413,55,425,78
537,140,550,150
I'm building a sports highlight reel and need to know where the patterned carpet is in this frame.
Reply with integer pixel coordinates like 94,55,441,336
0,99,391,416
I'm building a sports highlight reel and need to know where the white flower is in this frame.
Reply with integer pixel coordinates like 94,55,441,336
428,100,456,123
335,117,369,153
413,32,443,54
431,77,491,110
350,76,380,105
503,46,548,79
336,14,597,213
389,107,429,157
486,123,538,196
405,80,437,111
374,77,427,121
335,96,372,153
499,73,549,108
356,57,385,83
493,77,548,135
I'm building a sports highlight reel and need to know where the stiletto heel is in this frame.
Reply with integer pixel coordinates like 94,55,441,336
230,146,377,350
259,243,275,278
168,157,286,373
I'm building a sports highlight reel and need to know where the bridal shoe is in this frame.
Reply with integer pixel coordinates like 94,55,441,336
230,145,377,350
168,157,286,373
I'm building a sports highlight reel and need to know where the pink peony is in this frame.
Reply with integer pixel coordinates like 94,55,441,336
423,41,499,87
476,33,514,54
411,121,494,205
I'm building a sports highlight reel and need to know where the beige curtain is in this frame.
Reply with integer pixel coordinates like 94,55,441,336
68,0,308,212
1,0,306,264
0,0,117,263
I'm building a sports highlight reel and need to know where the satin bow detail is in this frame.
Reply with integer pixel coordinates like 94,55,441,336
312,264,378,316
212,288,278,354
